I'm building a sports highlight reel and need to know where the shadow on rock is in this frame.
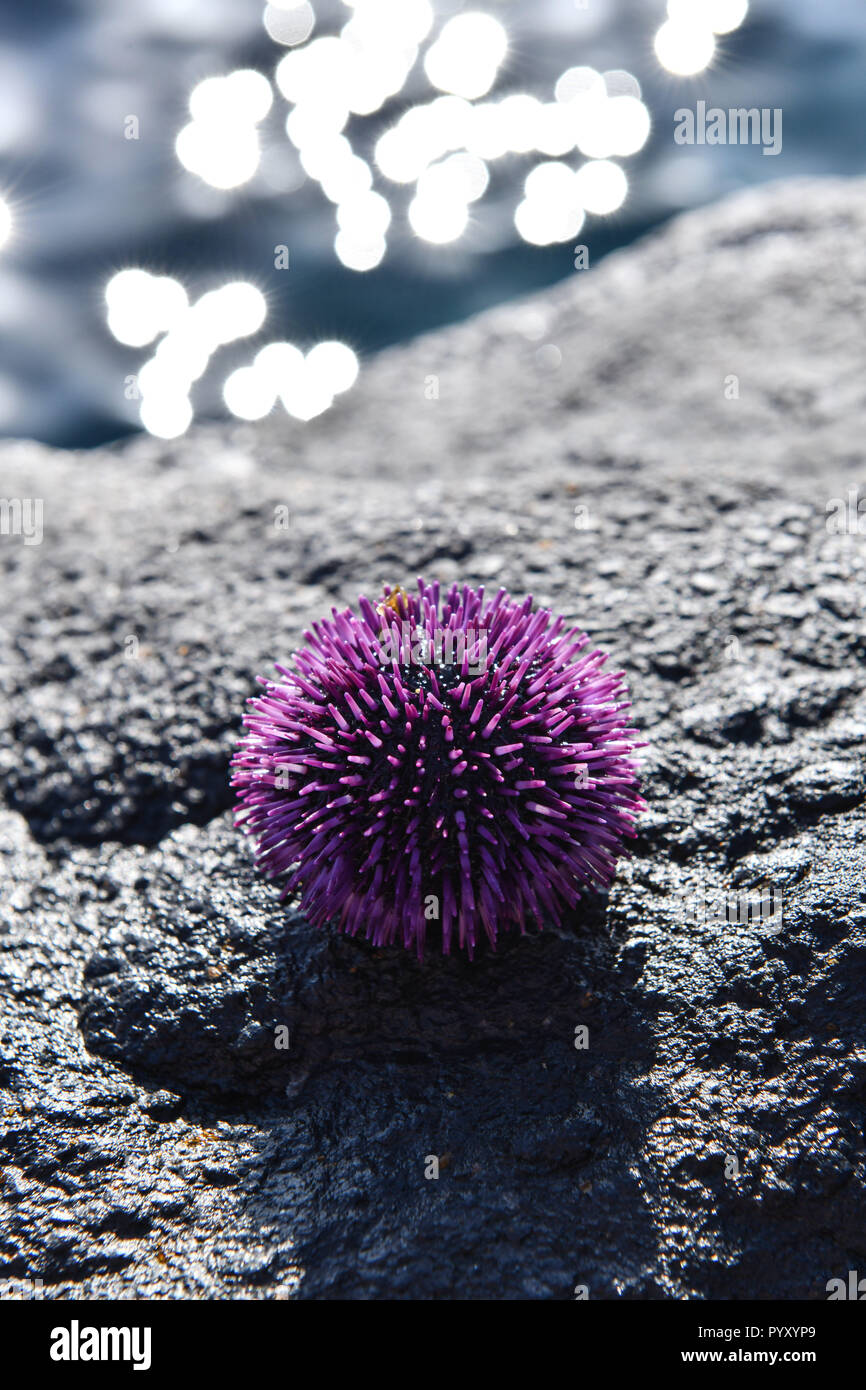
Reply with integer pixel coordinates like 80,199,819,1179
77,823,663,1296
78,834,648,1103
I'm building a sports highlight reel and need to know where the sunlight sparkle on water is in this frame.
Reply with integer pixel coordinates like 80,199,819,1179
254,341,305,388
306,340,360,395
105,270,188,347
514,161,584,246
0,196,13,250
223,365,276,420
574,159,627,215
106,275,269,438
166,8,651,284
139,393,193,440
654,19,716,74
189,70,273,124
667,0,748,35
263,2,316,48
424,12,508,101
336,190,392,238
178,69,273,188
334,229,387,271
408,190,469,245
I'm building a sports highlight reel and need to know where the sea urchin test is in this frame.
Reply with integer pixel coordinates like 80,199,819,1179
232,580,645,958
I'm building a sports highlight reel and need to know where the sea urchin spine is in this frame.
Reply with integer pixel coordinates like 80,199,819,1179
232,579,645,958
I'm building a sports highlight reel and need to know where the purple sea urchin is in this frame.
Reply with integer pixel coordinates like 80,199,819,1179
232,579,645,958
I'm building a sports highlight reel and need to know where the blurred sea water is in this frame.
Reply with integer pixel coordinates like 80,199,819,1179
0,0,863,447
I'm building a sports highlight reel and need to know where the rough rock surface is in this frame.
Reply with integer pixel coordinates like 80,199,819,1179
2,178,866,1299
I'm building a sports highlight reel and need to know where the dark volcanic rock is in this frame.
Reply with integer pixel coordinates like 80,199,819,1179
79,818,623,1100
2,178,866,1299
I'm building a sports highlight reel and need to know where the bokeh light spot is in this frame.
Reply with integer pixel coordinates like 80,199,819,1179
654,20,716,75
554,66,605,105
255,341,305,389
305,341,359,395
223,365,276,420
424,12,508,101
0,196,12,250
667,0,748,35
515,161,584,245
264,1,315,47
189,69,273,124
191,282,267,344
176,120,260,189
408,190,469,244
336,190,392,238
574,159,628,215
139,393,193,440
334,229,387,271
105,270,189,347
